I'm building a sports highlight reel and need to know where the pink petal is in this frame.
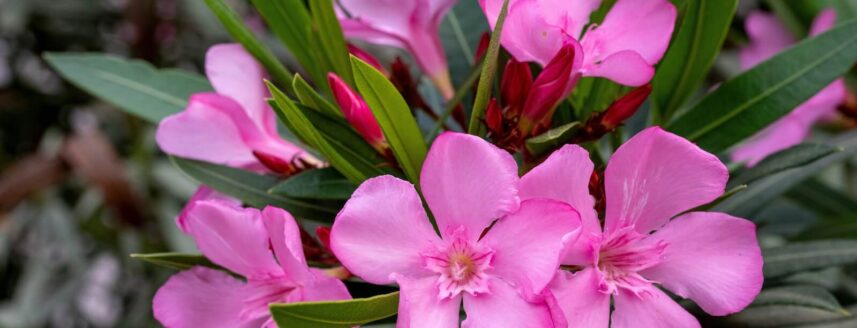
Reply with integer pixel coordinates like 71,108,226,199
176,186,240,234
461,278,558,328
538,0,602,40
185,200,282,279
479,199,580,295
640,212,763,316
153,267,262,328
547,268,610,328
809,8,837,37
581,50,654,87
730,118,809,167
205,44,277,136
611,287,701,328
485,0,563,65
739,11,795,70
420,132,520,241
604,127,727,234
156,93,258,167
580,0,676,84
330,176,439,285
519,145,601,266
394,274,462,328
261,206,311,284
300,269,352,302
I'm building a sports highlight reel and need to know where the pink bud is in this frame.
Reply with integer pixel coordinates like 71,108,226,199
485,98,503,134
519,41,582,135
500,58,533,115
327,73,387,151
348,44,387,76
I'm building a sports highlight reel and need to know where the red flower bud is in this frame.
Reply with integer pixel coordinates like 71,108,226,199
601,84,652,129
500,58,533,115
485,98,503,134
252,150,310,176
327,73,387,151
474,32,491,63
348,44,387,76
316,226,332,253
519,41,582,135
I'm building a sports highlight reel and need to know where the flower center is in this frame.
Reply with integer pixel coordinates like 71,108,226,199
595,227,667,295
422,227,494,299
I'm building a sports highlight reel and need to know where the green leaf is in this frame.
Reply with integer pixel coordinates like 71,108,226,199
203,0,293,88
268,83,389,184
293,74,342,118
751,285,847,314
439,1,489,86
130,252,221,271
728,143,840,188
251,0,319,84
727,285,849,327
525,122,582,156
170,156,337,222
652,0,738,123
269,292,399,328
713,133,857,217
787,179,857,219
763,240,857,278
468,0,510,136
269,167,356,200
351,57,427,187
44,53,211,123
667,19,857,153
308,0,354,87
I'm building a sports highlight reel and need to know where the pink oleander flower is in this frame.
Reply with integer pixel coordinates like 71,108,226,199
330,132,582,327
731,9,846,166
520,127,763,327
480,0,676,87
336,0,457,98
327,73,387,152
153,200,351,328
156,43,318,174
519,41,582,134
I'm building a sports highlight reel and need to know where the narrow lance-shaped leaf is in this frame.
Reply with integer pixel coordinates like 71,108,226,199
309,0,355,87
468,0,511,136
130,253,222,271
351,56,428,188
269,292,399,328
203,0,294,89
44,53,211,123
652,0,738,123
762,240,857,278
667,18,857,153
726,285,850,327
169,156,337,222
293,74,342,118
269,167,356,200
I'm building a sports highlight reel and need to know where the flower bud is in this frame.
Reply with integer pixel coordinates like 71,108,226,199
601,84,652,129
485,98,503,135
348,44,387,76
519,41,582,135
500,58,533,115
327,73,387,151
474,32,490,63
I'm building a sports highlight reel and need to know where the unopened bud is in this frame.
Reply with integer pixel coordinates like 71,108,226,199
500,58,533,115
327,73,387,151
519,41,582,135
601,84,652,129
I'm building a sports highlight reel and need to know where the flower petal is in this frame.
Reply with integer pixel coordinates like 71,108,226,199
538,0,601,40
262,206,311,283
484,0,563,65
205,44,277,136
739,11,795,70
730,118,809,167
300,269,352,302
547,268,610,328
479,199,580,295
611,287,700,328
176,186,241,234
330,176,439,285
394,274,461,328
185,200,282,278
604,127,727,234
156,93,258,167
581,50,654,87
809,8,837,37
153,267,262,328
640,212,763,316
421,132,520,241
462,278,558,328
580,0,676,77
